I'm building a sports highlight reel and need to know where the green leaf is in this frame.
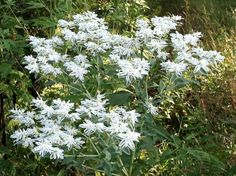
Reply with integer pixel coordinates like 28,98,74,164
31,17,56,28
2,39,16,51
25,2,46,10
170,135,182,146
186,149,225,170
108,91,132,106
0,146,9,154
158,80,166,94
104,150,111,161
103,161,112,176
226,165,236,176
174,79,189,89
57,168,66,176
160,149,174,163
0,63,12,78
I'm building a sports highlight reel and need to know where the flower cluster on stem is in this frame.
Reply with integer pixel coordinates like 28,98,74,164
12,11,224,162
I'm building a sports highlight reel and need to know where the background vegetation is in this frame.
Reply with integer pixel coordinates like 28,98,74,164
0,0,235,175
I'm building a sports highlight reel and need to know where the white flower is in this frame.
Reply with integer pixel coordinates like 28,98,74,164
118,131,140,151
11,110,35,126
28,36,45,48
11,129,27,143
117,58,150,84
45,134,62,144
175,51,193,62
161,61,187,76
147,39,167,52
40,63,61,76
22,137,35,148
31,98,47,111
106,121,129,135
75,138,85,148
79,120,106,135
67,112,81,121
192,47,224,63
76,94,107,118
53,99,74,110
95,123,106,133
171,32,188,51
64,55,91,81
33,141,53,157
136,27,154,43
11,128,37,144
121,109,140,126
146,102,158,116
171,32,202,52
50,147,64,159
184,32,202,46
64,126,78,135
33,141,64,159
85,41,105,54
79,119,97,135
60,133,77,149
111,46,135,58
39,123,61,134
24,55,39,73
193,59,210,73
132,58,150,76
12,11,225,161
109,54,120,62
58,19,74,28
61,28,78,43
52,99,74,118
47,52,62,62
151,16,182,36
51,36,64,46
40,105,55,117
74,11,108,33
136,19,149,29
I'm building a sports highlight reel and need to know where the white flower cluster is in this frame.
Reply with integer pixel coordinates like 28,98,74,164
11,98,84,159
24,12,150,84
24,36,64,75
64,55,91,82
24,11,224,84
11,95,140,159
135,18,224,76
25,12,224,83
24,36,90,81
160,32,225,75
117,58,150,84
77,94,140,150
17,11,225,161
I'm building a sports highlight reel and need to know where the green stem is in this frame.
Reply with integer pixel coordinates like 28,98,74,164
118,156,129,176
81,83,92,99
96,56,101,91
64,154,99,158
129,148,136,176
8,6,29,35
78,131,100,155
144,76,149,102
89,138,100,155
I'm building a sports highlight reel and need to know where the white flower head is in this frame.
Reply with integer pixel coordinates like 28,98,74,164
151,15,182,36
79,119,97,135
161,61,187,76
76,94,107,118
146,102,158,116
64,55,91,82
118,131,140,151
117,58,150,84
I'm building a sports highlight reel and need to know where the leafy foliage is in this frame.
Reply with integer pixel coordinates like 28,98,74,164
0,0,236,176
